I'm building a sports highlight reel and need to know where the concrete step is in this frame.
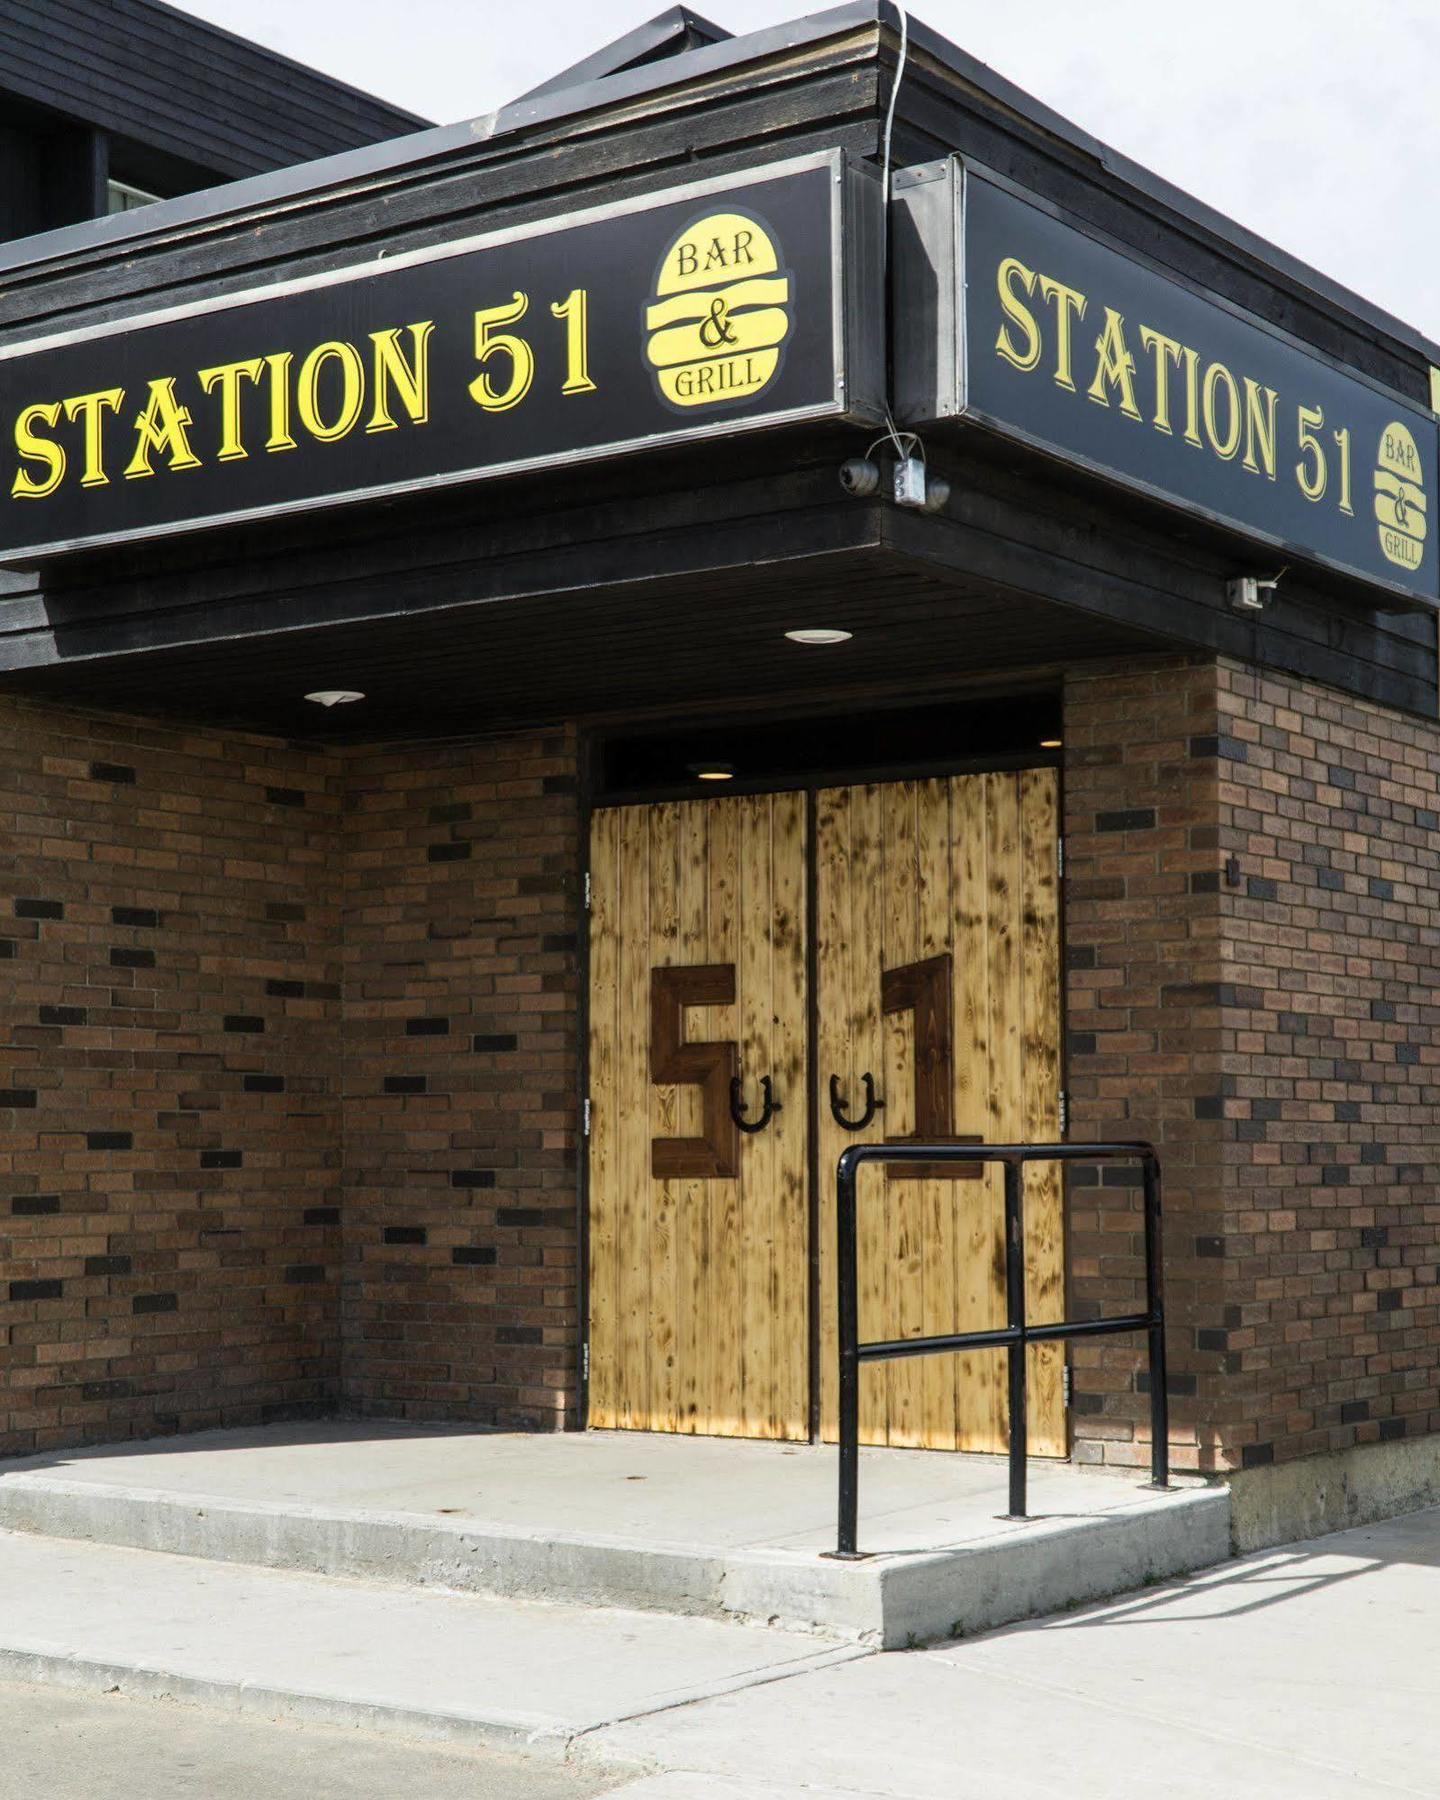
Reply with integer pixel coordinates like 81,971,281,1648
0,1526,864,1756
0,1425,1232,1648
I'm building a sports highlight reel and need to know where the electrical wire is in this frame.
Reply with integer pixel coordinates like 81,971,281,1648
876,2,920,468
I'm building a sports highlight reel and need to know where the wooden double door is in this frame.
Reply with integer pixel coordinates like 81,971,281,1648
586,770,1063,1453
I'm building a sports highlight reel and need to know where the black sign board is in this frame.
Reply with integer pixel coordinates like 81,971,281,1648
896,161,1438,606
0,153,881,562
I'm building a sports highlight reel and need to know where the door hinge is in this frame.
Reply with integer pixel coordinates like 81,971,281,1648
583,871,592,911
1062,1364,1072,1408
1058,1089,1069,1135
582,1342,590,1380
582,1097,592,1137
1056,835,1065,879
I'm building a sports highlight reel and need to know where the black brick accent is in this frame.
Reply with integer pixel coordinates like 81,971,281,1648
9,1279,62,1301
0,939,13,958
86,1130,132,1150
427,842,471,863
1370,999,1396,1022
110,947,156,969
1328,765,1357,791
451,1169,496,1189
39,1005,87,1026
1096,808,1156,832
429,802,471,824
1196,1327,1229,1351
244,1075,286,1093
265,979,305,998
472,1033,518,1053
0,1089,38,1108
1316,867,1344,891
133,1292,178,1315
1189,870,1221,894
81,1379,132,1401
89,761,136,785
542,774,577,795
1379,1418,1406,1441
497,1325,543,1345
85,1255,132,1277
1360,1225,1389,1250
200,1150,243,1170
1369,877,1394,901
1377,1288,1403,1313
265,787,306,807
1397,1043,1420,1065
223,1015,265,1033
15,898,62,919
1193,1096,1225,1120
406,1017,449,1036
383,1226,427,1245
496,1207,570,1228
1246,875,1278,901
304,1207,340,1225
285,1265,327,1283
12,1195,59,1215
1195,1236,1226,1258
111,906,159,928
1241,1442,1275,1468
1340,1400,1369,1424
452,1246,498,1266
266,902,306,922
383,1076,428,1095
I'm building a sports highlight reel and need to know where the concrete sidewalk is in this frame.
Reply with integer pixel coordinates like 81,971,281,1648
0,1503,1435,1795
0,1422,1226,1646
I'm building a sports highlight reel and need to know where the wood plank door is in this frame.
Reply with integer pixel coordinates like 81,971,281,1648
815,770,1064,1454
588,792,808,1439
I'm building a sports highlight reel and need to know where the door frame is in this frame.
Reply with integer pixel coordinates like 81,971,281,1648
576,735,1067,1445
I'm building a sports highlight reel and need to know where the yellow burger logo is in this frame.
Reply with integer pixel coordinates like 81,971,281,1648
1374,420,1427,572
645,210,791,409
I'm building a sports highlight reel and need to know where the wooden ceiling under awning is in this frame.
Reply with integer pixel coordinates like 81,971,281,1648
0,543,1160,742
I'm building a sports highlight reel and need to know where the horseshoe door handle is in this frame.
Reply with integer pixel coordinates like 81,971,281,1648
829,1071,884,1132
729,1075,782,1134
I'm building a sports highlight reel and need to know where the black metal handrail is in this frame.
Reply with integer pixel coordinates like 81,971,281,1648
833,1140,1168,1558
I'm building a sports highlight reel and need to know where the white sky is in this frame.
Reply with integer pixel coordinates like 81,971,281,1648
168,0,1440,343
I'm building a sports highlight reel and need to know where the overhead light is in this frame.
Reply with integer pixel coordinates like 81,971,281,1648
1040,738,1062,749
304,689,365,707
688,761,735,782
785,628,853,646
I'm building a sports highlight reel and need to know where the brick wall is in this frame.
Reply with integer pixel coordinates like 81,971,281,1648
1062,657,1226,1473
1064,655,1440,1477
339,729,582,1429
1213,661,1440,1469
0,698,343,1455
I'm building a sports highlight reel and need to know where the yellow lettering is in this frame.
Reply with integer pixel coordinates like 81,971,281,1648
123,377,201,480
994,257,1041,373
264,352,296,452
1241,377,1278,479
1202,362,1241,460
1038,275,1087,391
1086,307,1141,419
367,322,433,433
1138,326,1183,434
1180,346,1202,447
61,388,125,488
11,401,65,499
197,358,264,461
296,341,364,443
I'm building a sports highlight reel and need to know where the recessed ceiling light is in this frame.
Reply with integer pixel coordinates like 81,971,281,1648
688,761,735,782
1040,738,1062,749
785,628,853,646
304,689,366,707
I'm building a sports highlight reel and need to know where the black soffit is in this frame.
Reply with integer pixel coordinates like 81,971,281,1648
0,558,1159,741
